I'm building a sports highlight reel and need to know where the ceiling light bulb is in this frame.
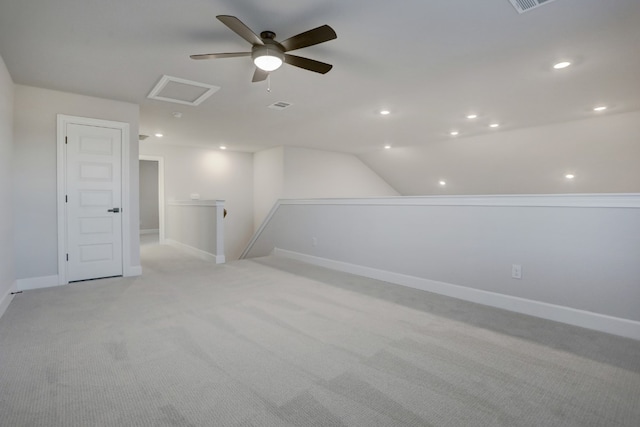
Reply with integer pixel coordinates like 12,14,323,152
450,131,459,136
593,106,607,112
154,133,163,138
254,55,282,72
439,180,446,186
565,174,575,179
553,61,571,69
380,110,391,115
489,123,500,128
252,45,284,72
384,145,391,149
466,114,478,119
219,145,227,150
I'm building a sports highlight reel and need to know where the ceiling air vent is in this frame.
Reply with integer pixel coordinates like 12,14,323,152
508,0,557,14
268,101,292,111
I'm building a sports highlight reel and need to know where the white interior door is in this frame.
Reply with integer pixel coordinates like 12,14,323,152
66,123,123,282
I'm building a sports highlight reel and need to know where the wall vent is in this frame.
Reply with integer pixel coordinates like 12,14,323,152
508,0,557,14
268,101,292,110
148,75,220,106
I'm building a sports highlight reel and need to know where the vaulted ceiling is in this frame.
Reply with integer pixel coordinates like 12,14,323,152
1,0,639,153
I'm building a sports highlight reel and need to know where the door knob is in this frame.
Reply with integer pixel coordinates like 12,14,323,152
107,208,120,213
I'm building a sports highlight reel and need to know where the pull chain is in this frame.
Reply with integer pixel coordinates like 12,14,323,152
267,74,271,93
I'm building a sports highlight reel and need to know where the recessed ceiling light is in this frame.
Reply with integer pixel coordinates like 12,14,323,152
553,61,572,70
380,110,391,116
154,133,163,138
489,123,500,128
450,131,459,136
219,145,227,150
565,174,575,179
439,180,446,186
466,114,478,119
593,106,607,112
384,145,391,149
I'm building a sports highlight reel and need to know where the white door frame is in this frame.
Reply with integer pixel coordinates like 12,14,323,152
138,155,166,243
57,114,132,285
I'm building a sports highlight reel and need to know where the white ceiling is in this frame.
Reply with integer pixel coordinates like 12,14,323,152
1,0,639,153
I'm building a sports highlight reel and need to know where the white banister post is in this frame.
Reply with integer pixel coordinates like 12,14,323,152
214,200,226,264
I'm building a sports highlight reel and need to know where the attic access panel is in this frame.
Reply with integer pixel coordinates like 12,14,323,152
148,75,220,106
508,0,558,14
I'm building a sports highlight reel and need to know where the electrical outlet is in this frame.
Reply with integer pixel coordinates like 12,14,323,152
512,264,522,279
312,237,317,247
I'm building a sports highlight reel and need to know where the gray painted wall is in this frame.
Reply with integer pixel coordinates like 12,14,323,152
0,54,15,307
139,160,159,230
246,197,640,323
13,85,140,280
166,202,221,258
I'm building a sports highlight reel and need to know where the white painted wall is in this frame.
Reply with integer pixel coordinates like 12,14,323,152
0,54,15,315
359,111,640,195
139,159,159,230
139,143,253,261
253,146,284,231
253,146,400,230
284,147,400,198
244,196,640,337
13,85,140,280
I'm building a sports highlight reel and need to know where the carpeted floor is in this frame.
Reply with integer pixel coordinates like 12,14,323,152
1,242,639,426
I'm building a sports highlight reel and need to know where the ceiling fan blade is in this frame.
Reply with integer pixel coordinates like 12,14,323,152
280,25,337,52
190,52,251,60
217,15,264,46
252,68,269,82
284,54,333,74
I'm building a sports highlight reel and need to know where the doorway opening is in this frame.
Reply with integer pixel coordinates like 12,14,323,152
138,155,165,246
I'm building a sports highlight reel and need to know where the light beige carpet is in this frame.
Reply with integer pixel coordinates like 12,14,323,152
1,243,639,426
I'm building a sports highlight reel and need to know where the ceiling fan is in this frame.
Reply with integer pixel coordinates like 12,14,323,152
190,15,337,82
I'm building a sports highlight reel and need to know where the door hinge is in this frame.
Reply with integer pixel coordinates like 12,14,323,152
65,195,68,203
66,253,69,261
65,136,68,144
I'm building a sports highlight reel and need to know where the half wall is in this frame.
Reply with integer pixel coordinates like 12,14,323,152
243,194,640,340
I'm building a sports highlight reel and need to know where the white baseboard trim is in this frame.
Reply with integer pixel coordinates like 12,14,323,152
273,248,640,341
18,267,141,289
140,229,160,235
126,265,143,277
165,239,225,264
16,275,61,292
0,281,17,319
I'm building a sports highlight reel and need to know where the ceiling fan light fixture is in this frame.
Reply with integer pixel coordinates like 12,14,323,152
192,16,336,82
252,46,284,72
553,61,571,70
